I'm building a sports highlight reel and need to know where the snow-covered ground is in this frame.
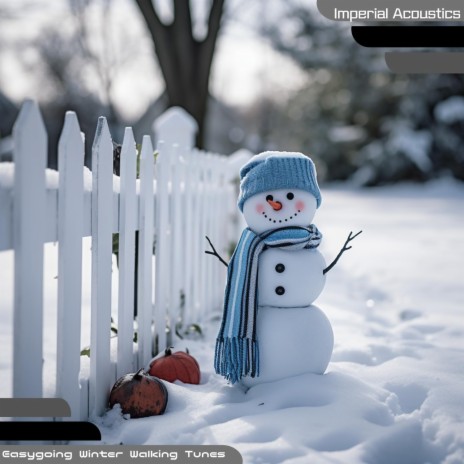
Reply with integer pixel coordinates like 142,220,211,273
1,180,463,463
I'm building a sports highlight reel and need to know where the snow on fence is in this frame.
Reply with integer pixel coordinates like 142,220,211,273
0,100,251,420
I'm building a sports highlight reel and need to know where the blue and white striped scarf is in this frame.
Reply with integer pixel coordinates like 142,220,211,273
214,225,322,384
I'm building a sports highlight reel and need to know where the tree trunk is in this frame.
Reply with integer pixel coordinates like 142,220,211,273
135,0,225,148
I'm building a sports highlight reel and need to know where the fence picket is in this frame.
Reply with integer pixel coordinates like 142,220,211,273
137,136,155,367
204,157,215,316
190,151,203,324
56,112,85,420
219,159,229,306
182,147,194,327
153,142,169,353
169,145,183,344
89,117,114,417
117,128,137,377
12,100,47,398
211,158,224,309
199,153,209,322
79,378,89,421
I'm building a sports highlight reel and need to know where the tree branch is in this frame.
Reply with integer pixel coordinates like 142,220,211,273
206,0,225,43
323,230,362,275
134,0,179,100
198,0,225,91
173,0,193,37
172,0,195,103
135,0,165,33
205,236,228,267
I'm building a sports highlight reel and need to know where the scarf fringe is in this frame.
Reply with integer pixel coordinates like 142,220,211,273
215,338,260,384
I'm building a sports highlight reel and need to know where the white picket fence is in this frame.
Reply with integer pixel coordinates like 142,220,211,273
0,100,252,420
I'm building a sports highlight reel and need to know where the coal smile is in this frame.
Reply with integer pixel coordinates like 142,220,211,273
262,210,302,224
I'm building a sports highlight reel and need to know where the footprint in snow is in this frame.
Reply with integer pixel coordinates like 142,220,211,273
384,383,428,415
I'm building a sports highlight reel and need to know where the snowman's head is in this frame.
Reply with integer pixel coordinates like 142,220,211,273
243,189,317,234
238,151,321,234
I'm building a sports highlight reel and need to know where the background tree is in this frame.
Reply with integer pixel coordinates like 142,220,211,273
1,0,144,167
135,0,225,147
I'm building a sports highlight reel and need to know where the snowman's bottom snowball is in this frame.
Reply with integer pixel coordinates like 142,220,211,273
241,305,333,388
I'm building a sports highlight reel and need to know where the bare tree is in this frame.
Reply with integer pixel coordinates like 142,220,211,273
135,0,225,147
33,0,142,166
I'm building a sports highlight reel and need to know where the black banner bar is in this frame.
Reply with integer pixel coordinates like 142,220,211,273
0,422,101,441
352,26,464,48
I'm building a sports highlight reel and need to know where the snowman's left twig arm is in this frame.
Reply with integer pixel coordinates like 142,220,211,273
205,236,229,267
323,230,363,275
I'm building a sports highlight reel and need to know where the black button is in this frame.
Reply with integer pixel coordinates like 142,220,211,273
275,263,285,273
275,286,285,295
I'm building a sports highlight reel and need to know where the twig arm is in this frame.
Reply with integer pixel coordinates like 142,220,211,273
205,236,229,267
323,230,362,275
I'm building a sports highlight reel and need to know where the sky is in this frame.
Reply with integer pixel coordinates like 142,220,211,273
0,0,308,120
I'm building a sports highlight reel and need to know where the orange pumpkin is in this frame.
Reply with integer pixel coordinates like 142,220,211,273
109,368,168,418
148,348,200,384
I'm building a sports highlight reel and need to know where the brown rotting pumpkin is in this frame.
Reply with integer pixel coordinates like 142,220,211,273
109,368,168,418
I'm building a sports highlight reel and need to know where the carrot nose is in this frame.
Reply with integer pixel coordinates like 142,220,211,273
267,199,282,211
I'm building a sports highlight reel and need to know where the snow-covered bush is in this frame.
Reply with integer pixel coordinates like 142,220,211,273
259,6,464,185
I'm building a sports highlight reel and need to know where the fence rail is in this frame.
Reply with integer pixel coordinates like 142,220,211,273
0,100,252,420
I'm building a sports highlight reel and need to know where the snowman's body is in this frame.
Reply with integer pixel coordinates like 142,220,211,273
240,184,334,387
241,305,333,388
241,248,333,388
257,248,326,308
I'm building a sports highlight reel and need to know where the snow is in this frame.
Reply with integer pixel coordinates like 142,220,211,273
387,127,432,173
0,162,123,192
1,179,464,463
434,96,464,125
329,126,367,144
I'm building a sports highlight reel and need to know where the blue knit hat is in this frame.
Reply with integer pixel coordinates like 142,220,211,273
238,151,322,211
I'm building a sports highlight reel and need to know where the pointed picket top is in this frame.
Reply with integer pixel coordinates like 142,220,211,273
119,126,137,193
13,99,47,148
121,127,136,160
140,135,155,180
13,100,47,173
141,134,154,162
92,116,113,158
120,127,137,183
59,112,84,158
153,106,198,149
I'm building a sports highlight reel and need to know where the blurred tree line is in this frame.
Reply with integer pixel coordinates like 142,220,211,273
1,1,464,185
249,5,464,184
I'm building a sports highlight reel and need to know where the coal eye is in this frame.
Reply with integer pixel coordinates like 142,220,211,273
287,192,294,200
266,195,273,201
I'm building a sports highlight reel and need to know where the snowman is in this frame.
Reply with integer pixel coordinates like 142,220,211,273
207,151,361,387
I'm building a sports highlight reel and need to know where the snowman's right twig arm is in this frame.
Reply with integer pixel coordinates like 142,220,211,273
323,230,362,275
205,236,229,267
